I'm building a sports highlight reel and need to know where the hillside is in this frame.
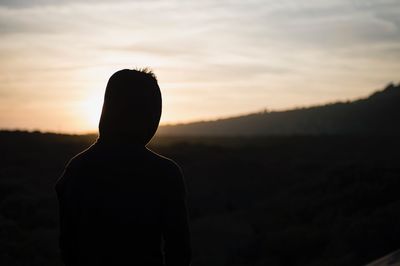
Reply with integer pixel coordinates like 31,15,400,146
158,83,400,136
0,132,399,266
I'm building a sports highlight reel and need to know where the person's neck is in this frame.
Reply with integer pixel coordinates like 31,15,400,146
95,137,146,150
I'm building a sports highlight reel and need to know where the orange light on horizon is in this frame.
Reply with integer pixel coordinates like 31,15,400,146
77,94,103,132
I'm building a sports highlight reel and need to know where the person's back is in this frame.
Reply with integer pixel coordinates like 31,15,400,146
55,69,191,266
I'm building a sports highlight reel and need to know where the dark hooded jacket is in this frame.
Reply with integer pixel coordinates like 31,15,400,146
55,70,191,266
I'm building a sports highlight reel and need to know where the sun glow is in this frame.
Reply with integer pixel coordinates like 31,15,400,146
79,94,103,132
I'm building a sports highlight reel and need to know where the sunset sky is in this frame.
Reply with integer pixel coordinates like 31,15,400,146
0,0,399,133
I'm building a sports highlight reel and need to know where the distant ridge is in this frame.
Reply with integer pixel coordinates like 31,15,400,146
158,83,400,136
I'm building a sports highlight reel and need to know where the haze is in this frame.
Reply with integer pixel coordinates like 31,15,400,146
0,0,399,133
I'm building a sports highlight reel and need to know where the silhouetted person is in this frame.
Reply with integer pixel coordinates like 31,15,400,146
55,69,191,266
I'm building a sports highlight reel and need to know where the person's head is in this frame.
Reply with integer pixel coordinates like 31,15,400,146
98,69,162,145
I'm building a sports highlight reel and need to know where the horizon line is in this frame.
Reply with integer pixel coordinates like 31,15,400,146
2,81,397,136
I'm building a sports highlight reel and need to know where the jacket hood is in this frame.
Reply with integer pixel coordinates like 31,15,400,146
98,69,162,146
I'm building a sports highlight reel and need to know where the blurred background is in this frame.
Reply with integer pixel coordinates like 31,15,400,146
0,0,399,265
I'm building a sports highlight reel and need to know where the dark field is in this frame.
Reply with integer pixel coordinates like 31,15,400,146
0,131,399,266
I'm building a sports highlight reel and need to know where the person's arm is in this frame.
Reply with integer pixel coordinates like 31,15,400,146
162,164,192,266
55,161,78,265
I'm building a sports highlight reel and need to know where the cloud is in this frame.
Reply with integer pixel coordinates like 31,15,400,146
0,0,132,8
0,0,399,132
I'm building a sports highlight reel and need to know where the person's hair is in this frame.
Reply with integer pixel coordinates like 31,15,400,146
133,67,157,80
98,69,162,145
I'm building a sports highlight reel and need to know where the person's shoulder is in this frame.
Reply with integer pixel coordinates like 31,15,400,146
145,148,182,175
58,143,95,180
66,143,98,170
146,149,187,196
55,143,98,193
